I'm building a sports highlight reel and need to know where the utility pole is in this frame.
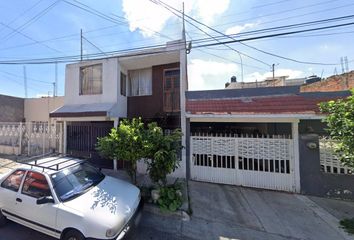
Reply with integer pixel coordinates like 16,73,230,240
272,63,275,80
80,29,83,61
52,82,56,97
55,62,58,97
23,65,27,98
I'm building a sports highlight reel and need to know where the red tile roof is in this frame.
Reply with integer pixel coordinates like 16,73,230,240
186,94,343,115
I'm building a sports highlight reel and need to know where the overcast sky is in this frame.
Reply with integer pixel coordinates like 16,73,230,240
0,0,353,98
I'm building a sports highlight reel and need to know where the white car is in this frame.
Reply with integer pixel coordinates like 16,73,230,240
0,156,143,240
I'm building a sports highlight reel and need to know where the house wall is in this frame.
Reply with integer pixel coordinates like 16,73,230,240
0,94,24,122
127,62,180,127
24,96,64,122
301,71,354,92
64,58,127,117
299,133,354,200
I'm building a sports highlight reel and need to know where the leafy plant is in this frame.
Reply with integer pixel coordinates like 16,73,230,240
157,184,183,212
96,118,145,184
319,89,354,168
144,123,183,186
96,118,182,186
340,218,354,234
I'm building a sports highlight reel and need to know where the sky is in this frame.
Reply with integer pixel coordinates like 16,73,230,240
0,0,353,98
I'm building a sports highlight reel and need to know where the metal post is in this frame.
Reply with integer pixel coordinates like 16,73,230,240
42,123,45,156
19,122,22,155
80,29,83,61
27,122,31,156
63,121,67,154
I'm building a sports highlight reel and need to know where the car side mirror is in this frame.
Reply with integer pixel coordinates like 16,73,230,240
37,196,54,205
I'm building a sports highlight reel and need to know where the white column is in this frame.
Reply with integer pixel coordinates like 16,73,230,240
177,40,187,179
292,120,301,193
113,118,118,171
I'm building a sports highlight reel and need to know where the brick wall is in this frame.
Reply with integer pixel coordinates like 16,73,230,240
0,94,24,122
301,71,354,92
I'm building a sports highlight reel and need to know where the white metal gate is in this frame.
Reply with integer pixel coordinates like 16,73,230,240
190,134,295,192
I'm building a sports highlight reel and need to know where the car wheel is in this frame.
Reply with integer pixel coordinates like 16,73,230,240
0,209,7,227
63,229,85,240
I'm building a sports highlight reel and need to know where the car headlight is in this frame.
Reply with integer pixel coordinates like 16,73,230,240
106,227,119,238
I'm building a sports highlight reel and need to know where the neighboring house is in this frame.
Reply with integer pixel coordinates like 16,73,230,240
49,40,187,174
225,75,307,89
0,95,64,156
184,85,354,199
301,70,354,92
24,96,64,123
0,94,24,122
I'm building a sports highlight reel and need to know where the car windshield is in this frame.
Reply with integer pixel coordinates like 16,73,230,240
51,162,105,202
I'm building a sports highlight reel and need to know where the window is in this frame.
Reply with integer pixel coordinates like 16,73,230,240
80,64,102,95
1,170,25,192
120,72,127,96
22,171,51,199
128,68,152,96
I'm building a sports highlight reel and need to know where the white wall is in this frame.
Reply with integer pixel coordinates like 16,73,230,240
24,96,64,122
64,58,127,118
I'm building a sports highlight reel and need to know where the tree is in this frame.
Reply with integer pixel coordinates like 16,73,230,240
319,89,354,168
96,118,145,184
96,118,183,185
144,122,182,186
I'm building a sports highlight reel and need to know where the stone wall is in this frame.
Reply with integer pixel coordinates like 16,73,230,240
0,94,24,122
301,71,354,92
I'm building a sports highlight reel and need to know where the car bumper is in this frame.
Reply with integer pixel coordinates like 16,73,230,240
87,199,144,240
116,199,144,240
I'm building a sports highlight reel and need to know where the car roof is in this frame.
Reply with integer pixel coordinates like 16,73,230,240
17,156,85,175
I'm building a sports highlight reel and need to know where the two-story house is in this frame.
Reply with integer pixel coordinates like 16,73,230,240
50,40,187,175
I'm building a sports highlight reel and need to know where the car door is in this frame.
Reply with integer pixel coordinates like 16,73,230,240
15,171,60,238
0,170,26,216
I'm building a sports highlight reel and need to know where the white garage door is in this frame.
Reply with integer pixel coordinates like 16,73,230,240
190,134,296,192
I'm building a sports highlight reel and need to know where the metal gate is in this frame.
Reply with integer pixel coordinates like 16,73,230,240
190,134,295,192
67,121,113,169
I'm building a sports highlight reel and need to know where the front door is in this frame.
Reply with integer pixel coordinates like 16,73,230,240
163,69,180,112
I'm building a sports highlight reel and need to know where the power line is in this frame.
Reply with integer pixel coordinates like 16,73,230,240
149,0,270,70
0,16,353,65
0,0,44,35
0,22,63,53
2,0,61,41
82,36,108,57
154,0,343,66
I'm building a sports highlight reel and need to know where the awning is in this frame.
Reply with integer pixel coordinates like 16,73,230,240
49,102,119,118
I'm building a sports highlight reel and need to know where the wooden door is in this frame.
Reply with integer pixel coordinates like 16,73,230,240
163,69,180,112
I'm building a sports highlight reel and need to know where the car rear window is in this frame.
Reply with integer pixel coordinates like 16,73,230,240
1,170,26,192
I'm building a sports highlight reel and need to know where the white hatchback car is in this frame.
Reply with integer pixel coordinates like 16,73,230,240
0,156,143,240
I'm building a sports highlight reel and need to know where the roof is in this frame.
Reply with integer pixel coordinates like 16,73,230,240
50,102,118,118
186,86,350,115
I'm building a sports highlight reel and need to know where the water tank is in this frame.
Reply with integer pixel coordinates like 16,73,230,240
305,75,321,84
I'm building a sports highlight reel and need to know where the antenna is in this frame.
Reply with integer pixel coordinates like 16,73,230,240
23,65,27,98
344,56,349,72
340,57,345,73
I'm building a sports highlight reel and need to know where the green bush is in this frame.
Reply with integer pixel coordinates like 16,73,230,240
157,184,183,212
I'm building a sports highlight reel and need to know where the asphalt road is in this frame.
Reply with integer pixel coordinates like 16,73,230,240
0,211,192,240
